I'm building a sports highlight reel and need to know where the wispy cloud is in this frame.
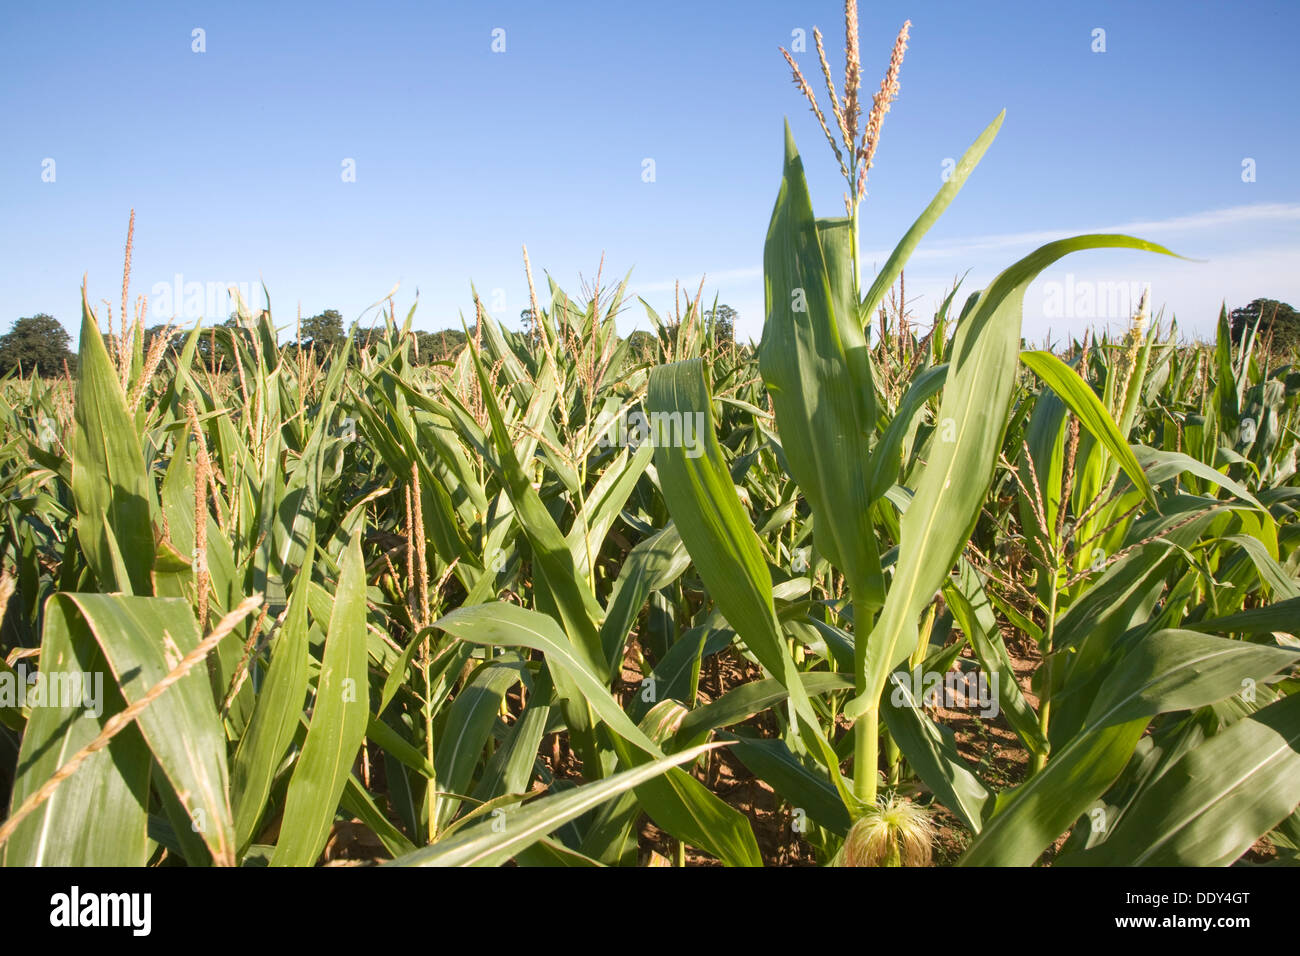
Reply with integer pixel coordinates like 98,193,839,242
896,203,1300,262
633,203,1300,298
623,203,1300,340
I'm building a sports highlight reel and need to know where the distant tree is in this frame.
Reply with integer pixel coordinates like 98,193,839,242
1231,298,1300,352
193,315,240,372
520,308,537,335
410,330,435,363
705,304,737,346
407,330,441,363
301,309,345,358
334,326,376,366
429,329,468,358
626,330,658,363
0,314,74,376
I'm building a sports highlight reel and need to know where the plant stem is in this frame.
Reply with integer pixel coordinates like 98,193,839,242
1032,575,1059,775
885,728,901,786
846,204,882,810
852,595,880,806
421,651,438,843
855,705,879,805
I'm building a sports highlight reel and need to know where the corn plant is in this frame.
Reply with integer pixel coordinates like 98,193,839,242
1,2,1297,869
645,3,1298,866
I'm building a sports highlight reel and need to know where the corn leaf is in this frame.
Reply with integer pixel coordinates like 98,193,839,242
387,743,722,867
1059,690,1300,865
433,601,762,867
71,289,155,595
852,234,1180,721
53,593,236,865
647,358,855,808
3,596,150,866
960,630,1299,865
1020,349,1155,506
270,530,369,866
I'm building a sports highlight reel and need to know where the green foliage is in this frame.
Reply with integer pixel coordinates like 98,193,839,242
1,8,1297,867
1231,297,1300,352
417,328,466,360
704,304,737,346
625,329,656,363
0,314,74,377
0,258,1295,868
300,308,345,357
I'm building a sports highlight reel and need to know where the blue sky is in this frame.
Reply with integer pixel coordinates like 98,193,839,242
2,0,1297,348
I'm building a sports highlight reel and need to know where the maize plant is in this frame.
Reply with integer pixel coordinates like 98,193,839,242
1,1,1297,868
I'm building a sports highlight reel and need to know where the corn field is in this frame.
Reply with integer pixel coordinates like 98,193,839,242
2,9,1298,870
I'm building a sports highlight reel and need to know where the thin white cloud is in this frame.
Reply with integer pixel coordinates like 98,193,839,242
904,203,1300,261
623,203,1300,341
633,203,1300,297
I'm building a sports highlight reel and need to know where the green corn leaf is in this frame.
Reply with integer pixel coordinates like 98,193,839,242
866,364,948,501
851,234,1181,723
1184,597,1300,637
433,601,762,867
71,288,155,595
565,442,654,580
231,542,315,854
270,531,369,866
944,561,1048,756
3,596,150,866
473,698,553,802
468,347,605,674
1020,349,1155,506
52,593,236,865
1019,379,1069,586
434,658,527,827
670,671,852,754
629,622,734,723
860,112,1005,320
882,671,995,832
365,713,435,779
721,733,852,836
1058,690,1300,866
647,358,856,809
1046,501,1246,744
385,743,722,867
960,630,1299,866
674,673,852,749
340,774,416,859
580,699,697,865
758,124,882,606
1134,445,1263,511
599,522,691,678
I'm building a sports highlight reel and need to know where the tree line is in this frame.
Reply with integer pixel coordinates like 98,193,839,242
0,302,746,377
28,297,1296,375
0,309,475,376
